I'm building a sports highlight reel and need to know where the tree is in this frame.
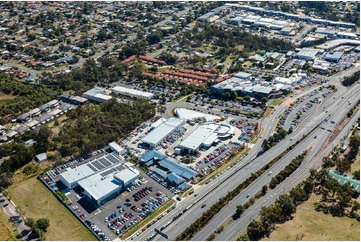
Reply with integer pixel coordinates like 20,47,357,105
277,194,296,220
159,52,177,65
36,218,50,231
352,170,360,180
349,134,360,159
261,185,268,195
25,218,35,229
247,220,266,241
290,186,308,204
303,178,314,194
27,31,36,40
260,204,283,229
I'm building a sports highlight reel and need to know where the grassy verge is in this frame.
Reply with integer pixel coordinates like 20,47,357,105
0,210,18,241
7,177,96,241
199,147,250,186
271,98,283,106
262,106,274,119
122,200,176,240
262,194,360,241
175,95,189,103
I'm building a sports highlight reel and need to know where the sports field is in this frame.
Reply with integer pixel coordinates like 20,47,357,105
262,194,360,241
7,177,96,241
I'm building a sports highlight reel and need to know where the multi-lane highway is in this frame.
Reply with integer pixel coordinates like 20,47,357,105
215,106,360,241
194,83,359,241
133,66,359,241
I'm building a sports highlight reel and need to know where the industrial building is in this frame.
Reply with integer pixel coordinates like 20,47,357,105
111,86,154,100
59,145,140,205
60,149,125,189
141,150,199,181
175,108,220,122
211,72,277,99
109,141,125,156
178,123,234,154
324,51,344,63
295,48,323,61
83,86,113,103
223,3,356,28
141,118,185,149
78,165,139,205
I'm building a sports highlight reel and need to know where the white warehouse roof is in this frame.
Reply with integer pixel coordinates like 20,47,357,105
175,108,220,122
114,167,140,184
179,123,233,151
61,164,95,186
78,171,122,202
142,118,184,146
111,86,154,99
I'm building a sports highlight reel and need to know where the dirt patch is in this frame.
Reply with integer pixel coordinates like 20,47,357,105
283,97,294,106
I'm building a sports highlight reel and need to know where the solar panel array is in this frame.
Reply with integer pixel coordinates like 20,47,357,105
115,165,125,171
92,160,105,170
106,154,122,164
87,164,98,172
100,167,118,177
99,157,112,167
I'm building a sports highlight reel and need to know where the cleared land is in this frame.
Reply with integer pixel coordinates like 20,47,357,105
0,210,17,241
7,177,96,241
262,194,360,241
0,92,16,100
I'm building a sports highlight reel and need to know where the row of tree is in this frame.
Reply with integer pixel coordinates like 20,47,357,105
261,128,288,151
269,152,307,189
247,177,314,241
342,71,360,87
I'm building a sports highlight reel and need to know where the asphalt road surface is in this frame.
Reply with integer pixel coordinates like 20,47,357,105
195,85,359,240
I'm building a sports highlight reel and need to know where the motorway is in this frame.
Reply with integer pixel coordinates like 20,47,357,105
193,83,360,240
134,66,360,241
215,105,360,241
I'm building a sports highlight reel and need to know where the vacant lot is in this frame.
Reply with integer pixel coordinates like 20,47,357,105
7,177,96,241
263,194,360,241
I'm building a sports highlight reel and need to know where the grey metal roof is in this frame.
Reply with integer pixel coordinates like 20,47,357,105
325,51,344,60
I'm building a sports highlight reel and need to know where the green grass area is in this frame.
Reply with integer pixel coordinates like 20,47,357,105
157,66,172,72
7,177,97,241
175,95,189,103
271,98,283,106
262,194,360,241
0,210,17,241
122,200,176,240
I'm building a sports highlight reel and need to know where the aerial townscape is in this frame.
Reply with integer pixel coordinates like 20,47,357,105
0,1,360,241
